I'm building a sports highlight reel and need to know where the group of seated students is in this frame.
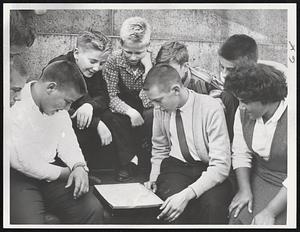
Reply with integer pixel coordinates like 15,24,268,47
9,15,288,225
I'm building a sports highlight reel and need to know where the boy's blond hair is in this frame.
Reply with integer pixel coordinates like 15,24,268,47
120,17,151,45
76,29,112,53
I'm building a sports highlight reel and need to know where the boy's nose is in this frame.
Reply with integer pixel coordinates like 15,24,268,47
130,54,137,60
92,64,100,72
14,92,22,102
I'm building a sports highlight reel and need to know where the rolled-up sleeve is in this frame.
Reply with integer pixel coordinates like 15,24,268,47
232,110,253,169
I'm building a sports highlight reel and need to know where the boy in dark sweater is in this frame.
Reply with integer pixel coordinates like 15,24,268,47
48,30,114,171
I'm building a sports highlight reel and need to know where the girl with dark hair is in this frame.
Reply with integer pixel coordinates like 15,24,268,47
224,63,288,225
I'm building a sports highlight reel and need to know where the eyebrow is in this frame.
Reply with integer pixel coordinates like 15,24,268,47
88,58,100,62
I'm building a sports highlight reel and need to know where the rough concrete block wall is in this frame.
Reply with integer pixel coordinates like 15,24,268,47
18,9,287,81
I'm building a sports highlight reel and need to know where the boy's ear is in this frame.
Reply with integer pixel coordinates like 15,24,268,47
182,62,189,71
170,84,181,95
73,48,79,60
45,82,58,95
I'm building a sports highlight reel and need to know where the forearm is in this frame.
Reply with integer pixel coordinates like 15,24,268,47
264,186,287,217
109,96,131,115
57,117,87,168
235,167,252,192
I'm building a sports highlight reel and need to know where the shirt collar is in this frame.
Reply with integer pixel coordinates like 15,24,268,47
24,81,48,116
268,99,287,123
258,99,287,124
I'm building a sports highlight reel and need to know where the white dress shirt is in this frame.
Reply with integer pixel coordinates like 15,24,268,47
169,90,200,162
232,99,287,186
9,81,86,181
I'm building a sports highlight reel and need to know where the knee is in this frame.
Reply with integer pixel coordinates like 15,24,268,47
229,207,252,225
82,194,104,224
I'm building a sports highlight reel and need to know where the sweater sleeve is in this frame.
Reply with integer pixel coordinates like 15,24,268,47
56,112,87,170
75,74,110,114
189,100,231,198
149,108,170,182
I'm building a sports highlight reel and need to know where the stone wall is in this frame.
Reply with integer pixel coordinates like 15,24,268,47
16,9,287,81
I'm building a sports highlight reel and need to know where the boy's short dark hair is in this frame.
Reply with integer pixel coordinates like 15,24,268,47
224,63,287,104
40,60,87,95
10,10,35,47
76,29,112,53
218,34,258,63
143,64,182,93
10,55,28,78
155,41,189,66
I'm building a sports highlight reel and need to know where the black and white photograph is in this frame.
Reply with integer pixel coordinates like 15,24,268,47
3,3,297,229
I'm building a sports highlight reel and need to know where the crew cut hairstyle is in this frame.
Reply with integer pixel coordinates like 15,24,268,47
40,60,87,95
143,64,182,93
76,29,112,53
155,41,189,66
224,63,287,104
218,34,258,63
119,17,151,45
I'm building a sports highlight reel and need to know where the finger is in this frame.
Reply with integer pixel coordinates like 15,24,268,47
79,115,87,129
86,115,92,128
77,113,82,128
158,202,169,219
77,114,85,129
139,118,145,125
77,179,86,198
103,138,108,146
165,211,178,222
248,199,253,213
228,201,238,214
108,135,112,144
73,179,82,199
71,110,77,119
82,115,89,129
160,197,171,210
158,201,172,219
65,174,74,188
161,205,173,220
144,182,150,189
152,184,157,193
233,205,243,218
